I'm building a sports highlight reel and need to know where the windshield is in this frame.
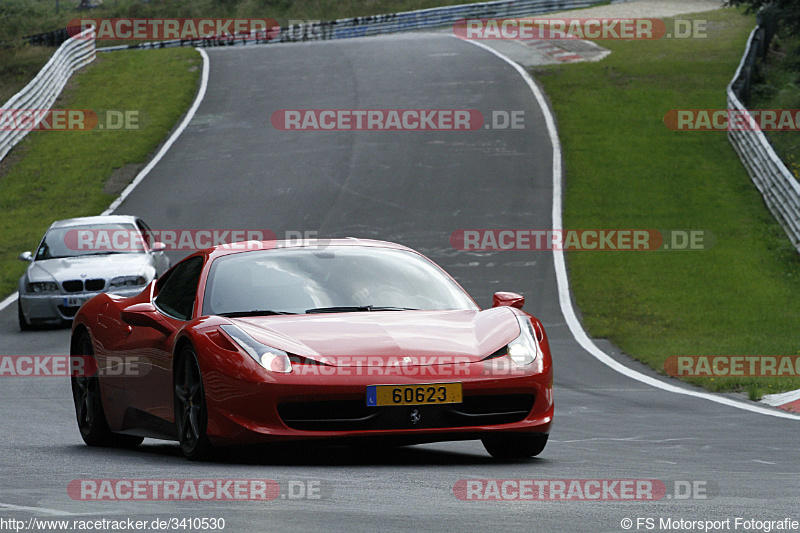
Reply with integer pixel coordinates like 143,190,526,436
35,223,145,260
202,247,477,316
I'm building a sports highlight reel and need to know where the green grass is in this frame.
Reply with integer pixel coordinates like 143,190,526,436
534,8,800,398
0,47,201,298
0,46,59,105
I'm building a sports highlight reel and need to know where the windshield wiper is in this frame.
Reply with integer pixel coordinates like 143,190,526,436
305,306,418,314
219,310,296,317
80,251,127,256
40,252,123,259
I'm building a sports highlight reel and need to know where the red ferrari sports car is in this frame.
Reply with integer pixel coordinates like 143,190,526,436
70,239,553,460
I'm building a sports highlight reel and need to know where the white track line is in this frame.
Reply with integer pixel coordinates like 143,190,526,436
0,292,18,313
0,48,210,314
0,502,77,516
462,38,800,421
102,48,210,215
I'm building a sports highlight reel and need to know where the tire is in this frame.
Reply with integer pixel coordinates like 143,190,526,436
18,299,31,331
70,331,143,448
174,346,213,460
481,433,548,459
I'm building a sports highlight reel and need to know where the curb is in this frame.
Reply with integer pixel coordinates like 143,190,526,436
761,389,800,413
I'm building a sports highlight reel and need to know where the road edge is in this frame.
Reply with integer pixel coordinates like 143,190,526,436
102,48,210,216
460,37,800,421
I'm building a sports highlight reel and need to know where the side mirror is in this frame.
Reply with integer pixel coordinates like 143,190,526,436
492,291,525,309
150,241,167,252
120,302,172,334
18,251,33,262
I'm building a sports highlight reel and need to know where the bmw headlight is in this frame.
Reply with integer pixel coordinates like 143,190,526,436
220,324,292,373
26,281,59,293
507,315,542,366
110,275,147,287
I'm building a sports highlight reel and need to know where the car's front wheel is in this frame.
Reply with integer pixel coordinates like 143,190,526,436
174,346,213,460
481,433,548,459
71,330,143,448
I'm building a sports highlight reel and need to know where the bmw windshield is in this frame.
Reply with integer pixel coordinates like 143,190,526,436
35,223,145,260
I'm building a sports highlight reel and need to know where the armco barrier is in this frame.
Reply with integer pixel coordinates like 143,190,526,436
307,0,605,40
0,27,96,162
727,25,800,252
97,0,606,51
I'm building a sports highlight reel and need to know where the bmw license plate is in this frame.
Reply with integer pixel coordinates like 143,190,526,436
366,383,462,407
64,296,90,307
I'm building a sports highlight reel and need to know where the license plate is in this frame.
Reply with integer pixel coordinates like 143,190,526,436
64,296,90,307
366,383,462,407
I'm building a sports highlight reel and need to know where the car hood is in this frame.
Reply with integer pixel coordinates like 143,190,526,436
232,307,521,365
27,253,152,282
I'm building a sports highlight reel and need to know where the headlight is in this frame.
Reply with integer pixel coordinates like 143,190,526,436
110,275,147,287
26,281,59,293
220,324,292,373
507,315,541,366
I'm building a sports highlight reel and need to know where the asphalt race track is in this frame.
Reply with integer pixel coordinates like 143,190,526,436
1,33,798,532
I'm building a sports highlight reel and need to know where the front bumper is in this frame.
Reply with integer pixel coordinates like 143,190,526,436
202,359,554,447
19,286,146,324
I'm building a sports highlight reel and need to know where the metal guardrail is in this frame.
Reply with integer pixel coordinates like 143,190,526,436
0,27,96,162
97,0,605,51
297,0,605,40
727,25,800,252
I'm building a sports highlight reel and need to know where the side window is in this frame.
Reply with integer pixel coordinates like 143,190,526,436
35,239,51,260
137,220,155,250
154,257,204,320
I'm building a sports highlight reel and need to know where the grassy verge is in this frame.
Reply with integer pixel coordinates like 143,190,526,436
0,47,201,298
750,31,800,180
0,46,59,105
534,8,800,399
